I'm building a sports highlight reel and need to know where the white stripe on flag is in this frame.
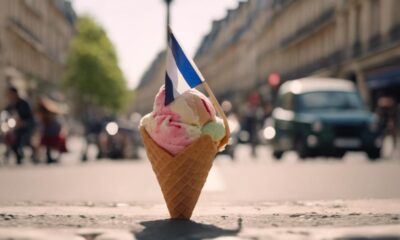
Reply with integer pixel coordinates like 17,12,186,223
166,45,191,97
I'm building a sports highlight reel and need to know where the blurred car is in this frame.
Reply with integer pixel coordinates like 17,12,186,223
97,120,140,160
270,78,381,160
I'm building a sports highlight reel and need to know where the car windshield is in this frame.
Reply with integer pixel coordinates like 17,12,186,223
297,91,365,112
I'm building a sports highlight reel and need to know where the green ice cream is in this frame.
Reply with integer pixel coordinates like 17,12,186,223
201,118,225,141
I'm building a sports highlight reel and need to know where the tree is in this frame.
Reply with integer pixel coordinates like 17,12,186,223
64,16,129,112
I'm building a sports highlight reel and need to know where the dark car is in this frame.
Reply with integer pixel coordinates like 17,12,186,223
97,120,140,159
271,78,381,160
82,118,140,160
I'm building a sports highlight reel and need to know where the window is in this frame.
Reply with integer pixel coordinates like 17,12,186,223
393,0,400,24
370,0,380,36
355,5,361,42
297,91,364,112
24,0,34,7
278,92,294,110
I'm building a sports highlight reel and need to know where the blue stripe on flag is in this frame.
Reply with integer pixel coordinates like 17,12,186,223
165,73,175,105
169,32,203,88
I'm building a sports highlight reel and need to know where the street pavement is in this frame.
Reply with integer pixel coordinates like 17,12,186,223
0,138,400,239
0,199,400,239
0,139,400,203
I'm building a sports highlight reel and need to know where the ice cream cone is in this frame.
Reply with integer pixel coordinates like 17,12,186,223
140,126,218,219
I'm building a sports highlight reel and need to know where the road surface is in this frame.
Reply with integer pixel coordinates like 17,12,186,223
0,140,399,203
1,140,400,239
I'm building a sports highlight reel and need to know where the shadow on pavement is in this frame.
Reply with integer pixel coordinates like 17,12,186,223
134,218,242,240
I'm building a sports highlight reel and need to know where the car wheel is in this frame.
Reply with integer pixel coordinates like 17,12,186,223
96,151,104,159
273,150,283,160
81,153,88,162
295,140,308,159
333,151,346,159
367,148,381,161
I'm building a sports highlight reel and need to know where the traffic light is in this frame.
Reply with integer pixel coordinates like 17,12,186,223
268,73,280,88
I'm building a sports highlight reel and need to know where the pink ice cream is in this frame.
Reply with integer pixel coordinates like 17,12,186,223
140,86,224,155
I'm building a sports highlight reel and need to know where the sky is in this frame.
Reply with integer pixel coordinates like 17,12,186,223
72,0,241,89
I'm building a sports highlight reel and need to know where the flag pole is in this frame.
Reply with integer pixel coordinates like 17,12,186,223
202,81,230,149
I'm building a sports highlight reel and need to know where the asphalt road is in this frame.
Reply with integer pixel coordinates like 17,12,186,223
0,139,399,203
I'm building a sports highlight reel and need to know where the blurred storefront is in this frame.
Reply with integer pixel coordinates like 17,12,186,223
365,61,400,107
0,0,76,109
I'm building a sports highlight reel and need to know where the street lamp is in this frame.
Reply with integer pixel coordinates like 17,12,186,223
164,0,173,41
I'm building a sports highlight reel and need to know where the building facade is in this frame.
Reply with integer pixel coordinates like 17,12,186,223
253,0,400,107
133,0,400,113
132,50,166,114
0,0,75,108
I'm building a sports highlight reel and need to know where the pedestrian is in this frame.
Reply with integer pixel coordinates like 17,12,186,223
4,86,36,165
81,111,104,161
36,97,67,164
242,91,263,158
376,94,398,152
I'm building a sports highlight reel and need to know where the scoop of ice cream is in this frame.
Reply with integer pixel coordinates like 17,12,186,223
140,86,222,155
153,86,216,126
201,118,225,142
140,113,202,155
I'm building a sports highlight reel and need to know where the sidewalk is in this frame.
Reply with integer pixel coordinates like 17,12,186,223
0,199,399,239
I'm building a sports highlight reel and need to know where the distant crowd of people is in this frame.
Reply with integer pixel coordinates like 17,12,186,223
1,87,67,165
222,91,273,158
2,85,398,165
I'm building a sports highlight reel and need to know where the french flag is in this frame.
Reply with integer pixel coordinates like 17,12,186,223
165,27,204,105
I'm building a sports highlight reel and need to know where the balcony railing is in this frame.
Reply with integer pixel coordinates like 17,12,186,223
282,50,344,80
8,17,42,45
390,23,400,42
368,34,381,52
352,41,362,58
272,0,295,9
280,7,335,48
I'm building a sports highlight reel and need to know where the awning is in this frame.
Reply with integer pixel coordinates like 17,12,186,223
365,65,400,89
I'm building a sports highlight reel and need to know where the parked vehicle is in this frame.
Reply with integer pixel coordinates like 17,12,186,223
97,120,140,160
271,78,382,160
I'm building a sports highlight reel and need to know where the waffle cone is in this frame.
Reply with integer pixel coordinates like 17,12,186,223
140,127,218,219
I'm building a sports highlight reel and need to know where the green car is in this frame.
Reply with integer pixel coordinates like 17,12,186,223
271,78,381,160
